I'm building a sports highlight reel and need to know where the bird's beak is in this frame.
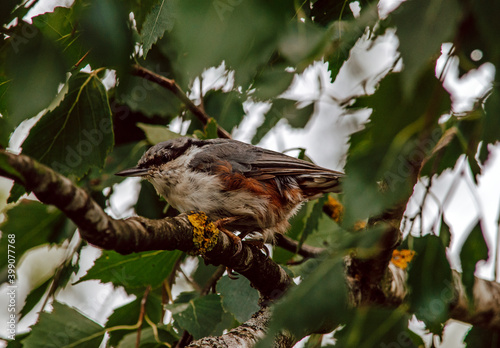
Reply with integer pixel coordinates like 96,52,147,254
115,167,149,177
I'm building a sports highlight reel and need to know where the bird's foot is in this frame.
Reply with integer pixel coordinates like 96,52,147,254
240,232,270,257
243,239,270,257
214,218,243,256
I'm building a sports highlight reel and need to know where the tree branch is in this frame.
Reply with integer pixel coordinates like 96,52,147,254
130,64,232,139
188,307,294,348
346,205,406,305
386,264,500,330
275,234,326,259
0,150,291,301
346,81,452,307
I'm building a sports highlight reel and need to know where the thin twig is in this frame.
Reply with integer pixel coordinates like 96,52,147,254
275,234,326,258
136,286,152,348
131,64,231,139
179,265,203,293
74,50,91,69
199,77,205,112
175,331,193,348
201,265,226,295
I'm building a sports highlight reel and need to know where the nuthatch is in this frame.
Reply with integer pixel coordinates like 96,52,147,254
116,137,343,253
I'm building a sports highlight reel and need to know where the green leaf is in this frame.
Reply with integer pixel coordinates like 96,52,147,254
464,326,500,348
205,118,219,139
171,0,292,86
480,87,500,163
304,204,346,251
137,122,181,145
21,72,114,179
272,200,311,263
128,0,158,33
0,116,10,147
259,257,349,346
440,216,452,248
78,250,182,290
174,291,199,304
78,0,133,72
106,295,167,346
167,294,224,340
212,309,238,337
252,66,294,100
0,200,69,276
21,302,105,347
32,7,87,68
6,332,29,348
343,69,450,226
421,113,483,178
310,0,354,27
273,99,315,129
305,334,323,348
217,276,260,323
4,25,67,125
252,98,315,144
279,20,327,68
204,90,245,133
135,180,167,219
141,0,176,57
392,0,462,97
325,4,380,81
106,299,141,345
335,308,417,348
19,278,51,318
115,75,182,117
459,222,489,303
192,259,219,287
7,183,25,204
117,327,177,348
471,0,500,63
299,195,328,249
407,235,453,334
0,0,20,26
86,141,148,190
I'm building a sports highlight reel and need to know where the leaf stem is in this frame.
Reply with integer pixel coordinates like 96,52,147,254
131,64,231,139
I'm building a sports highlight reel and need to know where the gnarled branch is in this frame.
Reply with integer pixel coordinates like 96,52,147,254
188,308,294,348
0,150,291,301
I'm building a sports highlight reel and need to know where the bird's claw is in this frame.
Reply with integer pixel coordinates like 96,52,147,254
244,239,270,257
219,229,243,256
215,218,243,256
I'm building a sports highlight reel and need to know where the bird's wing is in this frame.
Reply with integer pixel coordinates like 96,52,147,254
189,139,343,194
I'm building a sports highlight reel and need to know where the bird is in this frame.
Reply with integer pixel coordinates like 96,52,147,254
116,137,343,253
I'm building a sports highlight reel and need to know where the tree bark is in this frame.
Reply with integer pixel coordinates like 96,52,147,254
188,308,295,348
387,264,500,330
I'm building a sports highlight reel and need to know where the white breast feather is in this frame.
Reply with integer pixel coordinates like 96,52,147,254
147,146,269,220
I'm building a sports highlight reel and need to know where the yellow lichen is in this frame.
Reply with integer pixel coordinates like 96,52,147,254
187,212,219,255
391,249,416,269
353,220,367,231
324,196,344,223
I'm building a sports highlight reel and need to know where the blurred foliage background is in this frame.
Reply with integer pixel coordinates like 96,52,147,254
0,0,499,347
